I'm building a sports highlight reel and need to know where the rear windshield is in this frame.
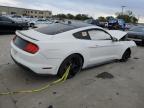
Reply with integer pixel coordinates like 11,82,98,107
35,23,78,35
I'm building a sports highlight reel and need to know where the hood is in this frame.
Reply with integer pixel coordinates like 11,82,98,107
107,30,127,40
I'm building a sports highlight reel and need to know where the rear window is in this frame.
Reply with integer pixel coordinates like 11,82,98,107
73,31,91,40
13,36,29,50
35,23,77,35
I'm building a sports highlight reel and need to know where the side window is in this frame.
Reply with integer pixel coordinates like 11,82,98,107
88,30,111,40
73,31,91,40
0,17,12,22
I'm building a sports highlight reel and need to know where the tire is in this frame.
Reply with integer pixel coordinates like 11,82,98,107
120,49,131,62
57,54,83,79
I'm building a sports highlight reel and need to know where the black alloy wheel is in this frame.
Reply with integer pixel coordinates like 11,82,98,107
58,54,83,79
120,49,131,62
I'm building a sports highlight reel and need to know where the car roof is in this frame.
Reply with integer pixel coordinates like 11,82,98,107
65,21,93,28
35,21,94,35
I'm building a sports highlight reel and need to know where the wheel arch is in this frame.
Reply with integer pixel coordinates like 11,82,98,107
59,53,84,68
121,47,131,58
57,53,84,77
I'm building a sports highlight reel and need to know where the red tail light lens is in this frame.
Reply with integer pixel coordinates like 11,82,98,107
13,36,39,54
24,43,39,54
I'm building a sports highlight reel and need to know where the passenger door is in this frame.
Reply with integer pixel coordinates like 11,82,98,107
87,29,121,65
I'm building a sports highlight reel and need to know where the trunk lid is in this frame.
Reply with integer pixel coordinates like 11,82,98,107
16,29,53,41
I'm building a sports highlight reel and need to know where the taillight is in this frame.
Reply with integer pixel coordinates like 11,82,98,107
23,42,39,54
13,36,39,54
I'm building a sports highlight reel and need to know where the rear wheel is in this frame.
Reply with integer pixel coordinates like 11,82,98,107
57,54,83,79
120,49,131,62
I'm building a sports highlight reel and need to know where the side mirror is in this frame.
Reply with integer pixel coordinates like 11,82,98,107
112,37,118,42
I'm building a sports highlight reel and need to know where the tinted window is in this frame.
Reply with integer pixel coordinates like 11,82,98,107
0,17,12,22
14,36,28,50
88,30,111,40
73,31,91,40
37,19,46,21
84,19,92,24
35,21,92,35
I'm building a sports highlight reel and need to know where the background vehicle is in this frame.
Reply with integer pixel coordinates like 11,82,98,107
0,16,29,34
11,22,136,78
3,15,29,23
84,19,100,26
10,15,27,22
127,26,144,45
29,18,52,27
108,19,126,30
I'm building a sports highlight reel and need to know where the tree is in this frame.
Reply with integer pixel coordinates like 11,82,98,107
106,16,115,21
98,16,107,22
52,13,93,20
67,14,75,19
75,14,91,20
53,14,67,19
115,10,138,23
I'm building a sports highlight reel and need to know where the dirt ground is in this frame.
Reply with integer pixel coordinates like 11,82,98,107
0,34,144,108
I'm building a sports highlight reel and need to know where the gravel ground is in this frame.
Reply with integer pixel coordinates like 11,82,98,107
0,34,144,108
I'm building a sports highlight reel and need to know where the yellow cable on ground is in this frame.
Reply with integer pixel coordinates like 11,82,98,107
0,65,71,96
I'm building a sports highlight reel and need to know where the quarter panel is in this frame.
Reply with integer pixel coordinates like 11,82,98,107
38,40,90,69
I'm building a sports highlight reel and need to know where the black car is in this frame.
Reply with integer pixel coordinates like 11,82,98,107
84,19,100,26
127,26,144,45
0,16,29,34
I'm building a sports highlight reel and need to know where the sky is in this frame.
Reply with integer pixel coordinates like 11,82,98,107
0,0,144,23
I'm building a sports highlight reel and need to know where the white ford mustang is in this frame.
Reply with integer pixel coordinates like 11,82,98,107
11,21,136,78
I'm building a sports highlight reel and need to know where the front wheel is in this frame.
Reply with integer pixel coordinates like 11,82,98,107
120,49,131,62
57,54,83,79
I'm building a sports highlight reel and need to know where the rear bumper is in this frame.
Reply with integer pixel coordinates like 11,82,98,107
11,42,60,75
11,55,33,72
